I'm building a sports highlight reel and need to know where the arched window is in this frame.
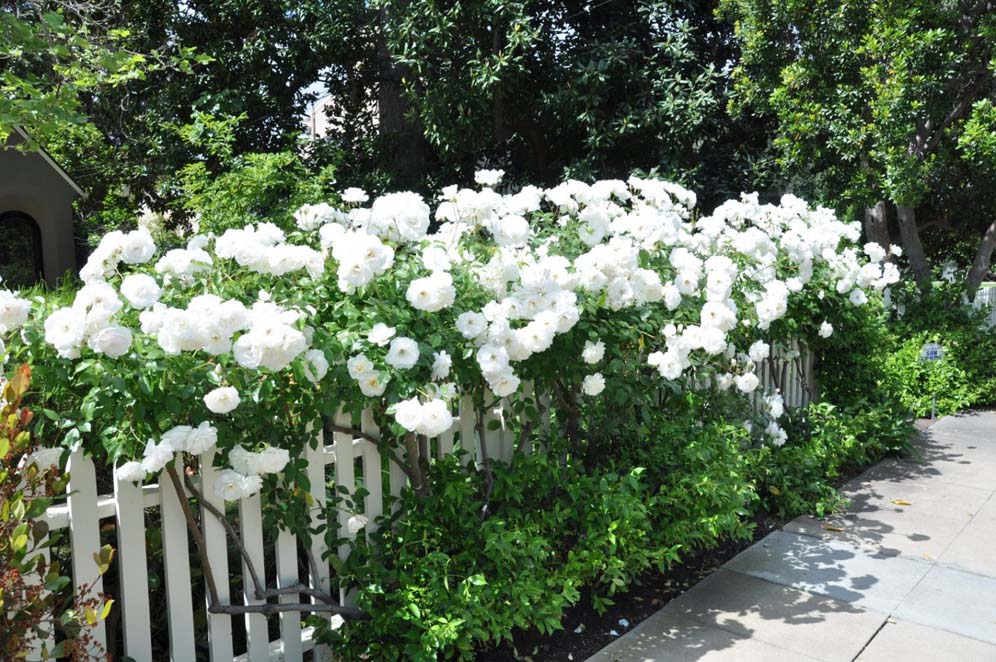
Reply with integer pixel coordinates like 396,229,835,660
0,211,44,289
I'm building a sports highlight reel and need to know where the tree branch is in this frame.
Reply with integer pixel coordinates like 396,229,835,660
325,420,416,483
165,464,220,607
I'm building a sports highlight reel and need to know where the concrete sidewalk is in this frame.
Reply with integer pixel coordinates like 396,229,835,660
588,410,996,662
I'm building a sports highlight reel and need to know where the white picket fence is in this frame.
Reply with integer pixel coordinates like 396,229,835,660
36,395,530,662
35,348,815,662
972,284,996,328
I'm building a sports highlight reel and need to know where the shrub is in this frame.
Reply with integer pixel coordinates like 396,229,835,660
0,365,113,660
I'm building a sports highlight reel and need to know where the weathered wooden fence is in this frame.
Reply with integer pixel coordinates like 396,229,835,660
35,350,815,662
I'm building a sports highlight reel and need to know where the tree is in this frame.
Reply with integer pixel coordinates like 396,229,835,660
315,0,758,207
721,0,996,294
1,0,200,144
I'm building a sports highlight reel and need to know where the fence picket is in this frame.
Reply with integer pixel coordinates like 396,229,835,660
66,451,107,655
238,493,268,661
200,453,235,662
113,468,152,662
159,459,197,661
360,409,383,534
459,395,476,468
275,529,303,661
332,411,355,606
305,435,333,662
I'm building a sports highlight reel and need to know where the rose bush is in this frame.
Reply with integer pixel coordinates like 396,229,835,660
0,173,899,509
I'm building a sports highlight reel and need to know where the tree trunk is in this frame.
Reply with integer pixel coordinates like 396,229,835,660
967,218,996,302
863,201,891,252
896,204,932,289
377,5,425,185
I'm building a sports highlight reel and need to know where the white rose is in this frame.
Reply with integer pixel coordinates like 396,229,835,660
818,321,834,338
214,469,247,501
116,461,146,483
204,386,240,414
120,228,156,264
229,445,263,476
582,340,606,365
346,513,369,535
88,325,133,358
431,350,452,381
385,337,420,370
140,439,174,474
342,187,369,204
257,446,290,474
0,291,31,329
394,397,424,432
582,373,606,396
120,274,162,309
185,421,218,455
456,311,487,339
347,353,375,379
44,307,85,351
416,398,453,437
161,425,193,452
735,373,760,394
303,349,329,383
367,323,396,346
358,371,388,397
474,169,504,187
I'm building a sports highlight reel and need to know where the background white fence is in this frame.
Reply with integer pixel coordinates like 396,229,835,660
36,350,815,662
972,284,996,328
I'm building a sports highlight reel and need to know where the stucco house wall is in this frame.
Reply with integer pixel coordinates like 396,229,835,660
0,129,81,286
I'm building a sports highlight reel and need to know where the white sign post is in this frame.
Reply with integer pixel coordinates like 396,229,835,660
919,342,945,419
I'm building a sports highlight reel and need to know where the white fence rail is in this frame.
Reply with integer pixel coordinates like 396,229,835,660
38,350,815,662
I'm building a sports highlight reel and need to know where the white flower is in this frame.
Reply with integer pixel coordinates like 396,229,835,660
582,373,606,396
120,274,162,309
185,421,218,455
204,386,240,414
417,398,453,437
431,350,452,380
492,215,530,247
141,439,174,474
367,323,396,346
735,373,760,394
0,291,31,329
346,514,369,535
87,325,133,358
116,461,145,483
818,321,834,338
257,446,290,474
406,271,455,312
748,341,770,363
582,340,606,365
342,187,369,204
358,371,388,397
161,425,193,453
456,311,487,339
303,349,329,383
214,469,260,501
394,397,424,431
44,307,85,352
347,354,375,379
369,192,430,242
475,169,505,187
120,228,156,264
229,445,263,475
386,337,420,370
